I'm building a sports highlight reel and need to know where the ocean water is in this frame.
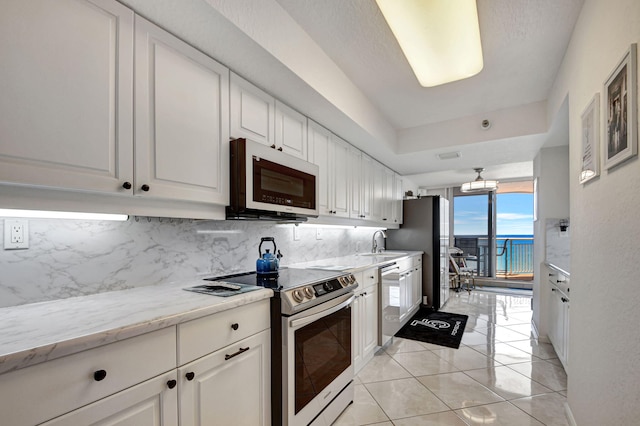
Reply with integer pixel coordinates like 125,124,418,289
454,234,534,275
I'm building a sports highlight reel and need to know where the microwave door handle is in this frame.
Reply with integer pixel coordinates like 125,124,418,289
289,294,355,329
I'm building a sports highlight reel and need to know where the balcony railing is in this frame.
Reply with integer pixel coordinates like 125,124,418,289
453,236,534,279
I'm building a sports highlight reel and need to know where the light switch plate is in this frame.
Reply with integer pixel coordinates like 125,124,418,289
4,219,29,249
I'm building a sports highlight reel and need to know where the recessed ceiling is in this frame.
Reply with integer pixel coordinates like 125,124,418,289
274,0,583,187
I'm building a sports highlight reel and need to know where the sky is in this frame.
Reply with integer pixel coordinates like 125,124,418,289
454,193,534,236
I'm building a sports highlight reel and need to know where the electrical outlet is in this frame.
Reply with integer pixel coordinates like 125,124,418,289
293,225,300,241
4,219,29,249
316,228,322,240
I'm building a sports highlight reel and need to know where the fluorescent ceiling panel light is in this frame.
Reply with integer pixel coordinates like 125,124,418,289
376,0,484,87
0,209,129,221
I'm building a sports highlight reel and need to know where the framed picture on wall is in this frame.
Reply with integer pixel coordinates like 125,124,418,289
603,43,637,170
580,93,600,184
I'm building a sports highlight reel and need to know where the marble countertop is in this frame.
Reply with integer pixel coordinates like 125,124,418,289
0,280,272,375
291,250,423,272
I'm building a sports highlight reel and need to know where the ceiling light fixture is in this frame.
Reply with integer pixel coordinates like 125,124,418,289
460,168,498,193
376,0,484,87
437,151,461,160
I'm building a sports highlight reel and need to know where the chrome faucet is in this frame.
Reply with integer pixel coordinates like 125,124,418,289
371,230,387,253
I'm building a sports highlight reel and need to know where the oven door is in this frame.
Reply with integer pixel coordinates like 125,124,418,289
282,292,354,426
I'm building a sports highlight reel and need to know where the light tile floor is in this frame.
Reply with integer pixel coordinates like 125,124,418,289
333,289,569,426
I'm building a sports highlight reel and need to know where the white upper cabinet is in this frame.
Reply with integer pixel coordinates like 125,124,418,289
393,174,404,225
275,101,308,160
0,0,134,194
349,147,363,219
360,154,375,221
230,73,307,160
331,135,351,217
382,167,395,224
230,72,275,146
308,120,332,215
308,121,350,217
135,16,229,205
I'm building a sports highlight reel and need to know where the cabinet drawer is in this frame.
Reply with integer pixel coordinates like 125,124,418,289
361,268,379,289
177,299,270,365
0,326,176,426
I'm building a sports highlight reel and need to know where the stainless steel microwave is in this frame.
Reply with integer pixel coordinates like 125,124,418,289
227,138,319,221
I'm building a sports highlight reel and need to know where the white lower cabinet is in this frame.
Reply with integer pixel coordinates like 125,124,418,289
353,268,379,373
178,330,270,426
41,371,179,426
547,269,570,370
0,300,271,426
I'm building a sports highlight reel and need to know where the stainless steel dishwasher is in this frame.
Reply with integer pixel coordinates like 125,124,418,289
379,263,400,347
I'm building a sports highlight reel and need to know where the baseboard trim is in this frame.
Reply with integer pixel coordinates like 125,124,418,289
565,402,577,426
531,319,550,343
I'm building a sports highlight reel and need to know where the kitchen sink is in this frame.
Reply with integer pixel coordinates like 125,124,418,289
358,251,407,257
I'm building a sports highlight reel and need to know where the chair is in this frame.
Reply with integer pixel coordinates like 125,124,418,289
449,254,475,292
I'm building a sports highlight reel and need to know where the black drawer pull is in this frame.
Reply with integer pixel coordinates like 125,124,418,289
185,372,195,381
167,379,177,389
141,184,150,192
93,370,107,381
122,181,132,190
231,323,239,331
225,347,250,361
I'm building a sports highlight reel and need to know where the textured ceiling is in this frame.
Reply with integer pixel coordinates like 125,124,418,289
275,0,584,186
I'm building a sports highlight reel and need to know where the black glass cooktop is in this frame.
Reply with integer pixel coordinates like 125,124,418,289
204,267,345,291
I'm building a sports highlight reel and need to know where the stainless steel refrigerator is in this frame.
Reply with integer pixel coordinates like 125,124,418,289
386,196,450,310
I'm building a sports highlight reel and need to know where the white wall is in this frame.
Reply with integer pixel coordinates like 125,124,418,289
532,146,570,340
547,0,640,423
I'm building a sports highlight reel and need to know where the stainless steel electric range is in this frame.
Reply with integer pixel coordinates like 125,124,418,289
206,268,358,426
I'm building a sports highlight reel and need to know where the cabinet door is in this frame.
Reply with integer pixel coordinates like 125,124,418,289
275,101,307,160
398,273,410,323
331,136,351,217
412,266,422,309
41,371,178,426
230,73,275,145
371,161,385,222
393,174,404,225
363,286,378,356
349,147,363,219
360,154,375,220
382,167,395,223
179,330,270,426
308,120,332,215
0,0,134,193
352,292,363,372
135,16,229,205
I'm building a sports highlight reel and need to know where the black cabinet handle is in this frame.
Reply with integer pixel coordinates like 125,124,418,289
231,323,239,331
277,147,283,151
167,379,177,389
270,144,276,149
557,280,563,283
185,372,195,381
141,184,150,192
225,347,250,361
551,288,556,292
93,370,107,381
122,181,132,190
382,218,387,221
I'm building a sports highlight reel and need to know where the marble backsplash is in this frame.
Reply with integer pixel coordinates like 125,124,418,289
0,218,379,308
546,218,570,273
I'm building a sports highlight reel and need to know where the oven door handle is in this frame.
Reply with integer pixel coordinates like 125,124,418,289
289,293,355,329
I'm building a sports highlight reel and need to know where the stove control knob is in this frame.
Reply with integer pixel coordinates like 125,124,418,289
337,278,346,287
292,289,304,303
323,282,333,292
303,286,314,299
